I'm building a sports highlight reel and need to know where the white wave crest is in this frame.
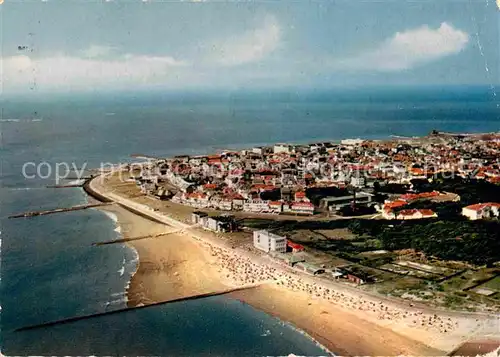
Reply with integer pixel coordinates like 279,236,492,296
0,118,43,122
101,210,118,224
111,292,126,298
9,187,43,191
103,297,127,308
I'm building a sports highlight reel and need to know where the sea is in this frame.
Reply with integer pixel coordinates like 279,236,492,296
1,86,499,356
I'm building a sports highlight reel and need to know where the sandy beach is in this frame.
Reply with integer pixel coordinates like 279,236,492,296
88,173,500,356
99,204,228,306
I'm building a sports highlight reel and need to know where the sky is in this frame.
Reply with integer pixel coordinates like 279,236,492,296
1,0,499,95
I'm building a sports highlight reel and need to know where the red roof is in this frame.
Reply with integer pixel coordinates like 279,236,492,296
186,192,207,199
229,169,244,176
398,209,436,217
463,202,500,212
291,202,314,208
410,167,425,175
252,184,275,191
287,241,305,250
384,200,407,209
399,191,440,202
398,209,418,216
400,193,418,201
418,209,436,216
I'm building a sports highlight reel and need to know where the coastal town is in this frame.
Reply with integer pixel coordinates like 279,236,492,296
85,131,500,355
101,131,500,312
132,131,499,217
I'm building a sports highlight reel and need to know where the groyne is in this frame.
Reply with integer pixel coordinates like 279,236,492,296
15,285,258,332
8,203,111,219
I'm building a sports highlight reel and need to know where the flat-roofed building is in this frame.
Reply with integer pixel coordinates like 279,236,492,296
191,211,208,224
320,192,373,211
253,230,287,253
274,144,291,154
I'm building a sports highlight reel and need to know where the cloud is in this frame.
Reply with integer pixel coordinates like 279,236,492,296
80,45,117,59
2,52,187,92
208,14,281,66
335,22,469,71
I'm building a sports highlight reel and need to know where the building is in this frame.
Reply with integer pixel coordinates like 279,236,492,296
191,211,208,224
253,230,287,253
350,176,366,188
285,254,306,266
295,262,325,275
290,201,315,215
243,199,270,213
287,241,305,253
268,201,283,214
347,274,365,285
252,147,264,155
204,215,238,233
462,202,500,220
386,208,437,220
274,144,291,154
320,192,373,211
294,191,308,202
381,199,408,219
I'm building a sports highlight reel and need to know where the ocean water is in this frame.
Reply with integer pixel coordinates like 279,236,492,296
1,86,499,355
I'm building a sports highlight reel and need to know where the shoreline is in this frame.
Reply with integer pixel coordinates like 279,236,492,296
86,174,500,356
98,205,336,356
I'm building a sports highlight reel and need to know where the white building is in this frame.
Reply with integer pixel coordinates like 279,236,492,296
290,202,315,215
243,199,270,213
462,203,500,220
350,176,366,188
253,230,287,253
385,208,437,220
252,147,264,155
274,144,291,154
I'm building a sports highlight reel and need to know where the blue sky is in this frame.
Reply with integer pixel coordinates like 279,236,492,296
1,1,498,94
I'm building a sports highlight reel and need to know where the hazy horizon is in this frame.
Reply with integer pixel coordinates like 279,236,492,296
1,1,498,96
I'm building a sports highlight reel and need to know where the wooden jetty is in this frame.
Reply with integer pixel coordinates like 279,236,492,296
8,203,112,219
15,285,258,332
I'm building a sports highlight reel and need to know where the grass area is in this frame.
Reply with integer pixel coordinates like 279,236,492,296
478,276,500,291
313,228,356,240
